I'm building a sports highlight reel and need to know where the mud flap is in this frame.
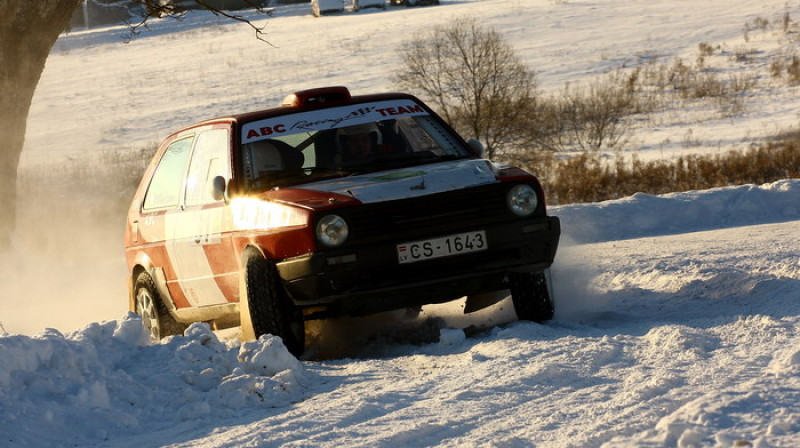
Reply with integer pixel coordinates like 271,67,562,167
463,289,509,314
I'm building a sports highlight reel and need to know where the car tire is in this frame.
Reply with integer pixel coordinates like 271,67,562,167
509,270,554,323
134,272,186,341
240,252,306,356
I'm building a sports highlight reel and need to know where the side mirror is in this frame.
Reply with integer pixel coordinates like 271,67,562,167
211,176,227,202
467,139,485,158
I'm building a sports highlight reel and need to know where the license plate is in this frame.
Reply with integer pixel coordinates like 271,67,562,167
397,230,487,264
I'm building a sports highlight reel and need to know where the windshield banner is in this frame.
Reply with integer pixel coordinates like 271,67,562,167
241,100,429,144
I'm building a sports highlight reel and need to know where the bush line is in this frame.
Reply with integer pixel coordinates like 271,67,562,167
505,138,800,205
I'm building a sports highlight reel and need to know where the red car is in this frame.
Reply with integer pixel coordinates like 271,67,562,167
124,86,560,356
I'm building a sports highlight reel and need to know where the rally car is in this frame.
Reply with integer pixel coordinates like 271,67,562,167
124,86,560,356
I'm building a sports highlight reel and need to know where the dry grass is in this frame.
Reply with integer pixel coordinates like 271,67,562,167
506,138,800,205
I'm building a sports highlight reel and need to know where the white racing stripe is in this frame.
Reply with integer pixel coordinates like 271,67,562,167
164,207,229,307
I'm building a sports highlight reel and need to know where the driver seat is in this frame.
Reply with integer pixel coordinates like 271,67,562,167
250,139,304,176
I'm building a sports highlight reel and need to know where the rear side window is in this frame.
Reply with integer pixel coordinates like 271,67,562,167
143,137,193,210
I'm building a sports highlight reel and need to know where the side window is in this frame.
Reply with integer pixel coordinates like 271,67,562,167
185,129,230,207
143,137,193,210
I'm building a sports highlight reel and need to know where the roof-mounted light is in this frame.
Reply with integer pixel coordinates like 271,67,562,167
281,86,352,108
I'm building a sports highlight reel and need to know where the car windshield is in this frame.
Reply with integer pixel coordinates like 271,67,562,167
239,100,473,191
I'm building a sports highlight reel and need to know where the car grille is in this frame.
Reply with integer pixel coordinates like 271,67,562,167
339,182,518,244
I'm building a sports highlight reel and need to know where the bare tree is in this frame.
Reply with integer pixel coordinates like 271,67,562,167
395,16,537,159
0,0,270,251
551,72,637,152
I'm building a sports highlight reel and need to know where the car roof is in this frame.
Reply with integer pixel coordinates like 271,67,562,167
193,88,423,129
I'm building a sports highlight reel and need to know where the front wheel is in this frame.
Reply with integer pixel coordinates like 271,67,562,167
240,253,306,356
134,272,186,341
509,270,554,323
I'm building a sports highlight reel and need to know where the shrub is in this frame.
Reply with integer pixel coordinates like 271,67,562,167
527,70,639,153
552,74,636,151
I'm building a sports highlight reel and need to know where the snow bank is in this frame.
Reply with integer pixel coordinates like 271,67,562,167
0,315,310,447
555,179,800,244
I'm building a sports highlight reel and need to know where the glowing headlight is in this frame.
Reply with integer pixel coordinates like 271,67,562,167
316,215,349,247
507,184,538,217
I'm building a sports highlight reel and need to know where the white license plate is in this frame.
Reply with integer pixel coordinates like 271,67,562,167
397,230,487,264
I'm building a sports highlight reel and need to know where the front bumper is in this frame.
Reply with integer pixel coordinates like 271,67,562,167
276,215,560,317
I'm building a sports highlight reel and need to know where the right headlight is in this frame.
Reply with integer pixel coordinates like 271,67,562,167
316,214,349,247
507,184,538,217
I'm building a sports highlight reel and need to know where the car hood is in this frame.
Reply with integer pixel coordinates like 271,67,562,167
295,159,499,204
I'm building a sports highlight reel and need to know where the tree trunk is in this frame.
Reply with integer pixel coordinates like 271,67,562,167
0,0,81,251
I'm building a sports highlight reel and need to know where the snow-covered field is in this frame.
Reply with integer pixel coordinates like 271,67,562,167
2,0,800,446
3,182,800,448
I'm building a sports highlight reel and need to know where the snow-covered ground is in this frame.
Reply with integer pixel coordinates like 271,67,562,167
2,0,800,446
3,181,800,448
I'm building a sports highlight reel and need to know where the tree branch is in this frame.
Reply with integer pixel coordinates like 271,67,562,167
125,0,274,44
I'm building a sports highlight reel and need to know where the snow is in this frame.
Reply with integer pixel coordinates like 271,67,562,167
3,0,800,446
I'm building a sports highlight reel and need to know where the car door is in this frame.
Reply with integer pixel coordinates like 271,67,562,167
165,125,239,308
137,135,195,308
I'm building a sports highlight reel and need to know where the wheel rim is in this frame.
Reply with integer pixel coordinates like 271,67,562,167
136,287,161,341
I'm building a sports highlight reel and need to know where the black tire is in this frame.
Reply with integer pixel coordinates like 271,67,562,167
509,270,554,323
241,254,305,356
134,272,186,341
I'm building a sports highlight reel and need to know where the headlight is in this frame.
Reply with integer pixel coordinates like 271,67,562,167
316,214,349,247
507,184,538,217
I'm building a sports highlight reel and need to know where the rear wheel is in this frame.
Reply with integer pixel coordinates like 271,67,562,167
240,253,306,356
134,272,186,341
509,270,554,323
